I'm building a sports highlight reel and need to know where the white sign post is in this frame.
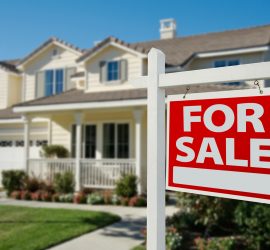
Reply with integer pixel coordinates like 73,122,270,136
147,49,166,250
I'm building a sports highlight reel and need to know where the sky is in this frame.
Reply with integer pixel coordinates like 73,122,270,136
0,0,270,60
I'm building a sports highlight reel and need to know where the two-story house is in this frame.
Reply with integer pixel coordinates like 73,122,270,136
1,19,270,192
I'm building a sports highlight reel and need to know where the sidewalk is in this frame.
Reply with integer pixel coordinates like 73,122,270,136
0,198,178,250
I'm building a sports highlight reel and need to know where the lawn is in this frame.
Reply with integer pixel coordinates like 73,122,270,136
0,205,120,250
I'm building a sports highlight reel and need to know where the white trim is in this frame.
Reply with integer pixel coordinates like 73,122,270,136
196,46,270,59
159,61,270,88
13,99,147,113
0,117,49,124
80,41,147,65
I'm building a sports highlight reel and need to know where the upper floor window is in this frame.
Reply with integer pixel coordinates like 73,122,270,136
214,59,239,68
107,61,120,81
45,69,64,96
36,67,76,98
214,59,240,85
100,60,127,83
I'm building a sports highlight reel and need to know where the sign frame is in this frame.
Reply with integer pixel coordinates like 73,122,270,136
166,88,270,204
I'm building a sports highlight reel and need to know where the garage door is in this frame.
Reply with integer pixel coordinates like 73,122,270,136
0,139,47,186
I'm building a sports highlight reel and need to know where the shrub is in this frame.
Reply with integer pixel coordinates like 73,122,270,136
115,174,137,198
41,145,69,158
52,193,60,202
194,236,238,250
31,191,42,201
111,194,121,205
102,190,113,205
2,170,27,195
59,193,74,203
54,172,75,194
74,193,87,204
129,196,147,207
120,197,129,206
25,177,40,192
41,192,52,202
86,193,104,205
234,202,270,249
10,190,21,200
177,193,237,233
166,227,183,250
21,191,31,200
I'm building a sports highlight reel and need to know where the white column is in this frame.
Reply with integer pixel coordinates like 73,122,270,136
133,109,143,194
75,112,83,192
23,115,30,173
147,49,166,250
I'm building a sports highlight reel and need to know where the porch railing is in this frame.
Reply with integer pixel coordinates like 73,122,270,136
28,159,76,183
80,159,136,189
28,158,136,189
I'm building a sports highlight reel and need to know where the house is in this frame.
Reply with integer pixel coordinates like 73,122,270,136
1,19,270,192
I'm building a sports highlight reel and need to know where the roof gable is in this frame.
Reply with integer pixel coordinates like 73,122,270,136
77,36,147,63
17,37,83,69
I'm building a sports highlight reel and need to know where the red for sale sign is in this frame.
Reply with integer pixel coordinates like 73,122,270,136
166,90,270,203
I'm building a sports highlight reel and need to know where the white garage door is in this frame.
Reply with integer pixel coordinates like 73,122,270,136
0,139,47,186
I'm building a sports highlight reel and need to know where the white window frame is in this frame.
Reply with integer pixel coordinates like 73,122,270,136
44,68,65,96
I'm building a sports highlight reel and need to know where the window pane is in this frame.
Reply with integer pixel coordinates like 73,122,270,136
103,123,115,158
214,61,226,68
117,124,129,158
55,69,64,94
107,61,119,81
228,60,239,66
45,70,54,96
85,125,96,159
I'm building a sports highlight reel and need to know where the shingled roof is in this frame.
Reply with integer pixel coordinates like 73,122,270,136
14,83,251,109
0,107,21,120
78,24,270,66
0,60,21,74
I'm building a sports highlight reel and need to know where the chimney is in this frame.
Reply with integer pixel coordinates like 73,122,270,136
160,18,177,39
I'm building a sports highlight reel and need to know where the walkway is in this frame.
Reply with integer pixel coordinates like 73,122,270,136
0,198,178,250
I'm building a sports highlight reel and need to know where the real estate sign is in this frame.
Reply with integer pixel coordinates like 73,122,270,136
166,90,270,203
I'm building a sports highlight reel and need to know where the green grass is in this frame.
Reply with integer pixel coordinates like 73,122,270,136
0,205,120,250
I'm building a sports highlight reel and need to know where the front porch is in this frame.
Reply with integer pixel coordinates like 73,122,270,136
22,106,147,193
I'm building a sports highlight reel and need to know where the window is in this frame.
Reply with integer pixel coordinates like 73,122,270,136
85,125,96,159
107,61,120,81
214,59,240,85
44,69,64,96
103,123,129,159
71,124,96,159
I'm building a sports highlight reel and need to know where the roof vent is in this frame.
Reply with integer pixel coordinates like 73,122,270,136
160,18,177,39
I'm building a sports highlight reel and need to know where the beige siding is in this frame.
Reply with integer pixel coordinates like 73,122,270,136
85,45,143,92
7,75,22,107
0,69,8,109
23,44,80,101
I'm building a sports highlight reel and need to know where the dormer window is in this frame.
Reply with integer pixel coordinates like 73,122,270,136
100,60,127,83
107,61,120,81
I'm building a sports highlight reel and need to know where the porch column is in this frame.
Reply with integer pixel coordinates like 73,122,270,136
75,112,83,192
23,115,30,173
133,109,143,194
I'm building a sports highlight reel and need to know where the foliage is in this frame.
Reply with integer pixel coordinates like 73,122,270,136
21,191,31,200
2,170,27,195
166,228,183,250
41,145,69,158
0,205,120,250
86,193,104,205
194,236,237,250
115,174,137,198
73,193,87,204
111,194,121,205
234,202,270,249
10,190,21,200
177,193,237,233
59,193,74,203
24,177,40,192
129,196,147,207
54,172,75,194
